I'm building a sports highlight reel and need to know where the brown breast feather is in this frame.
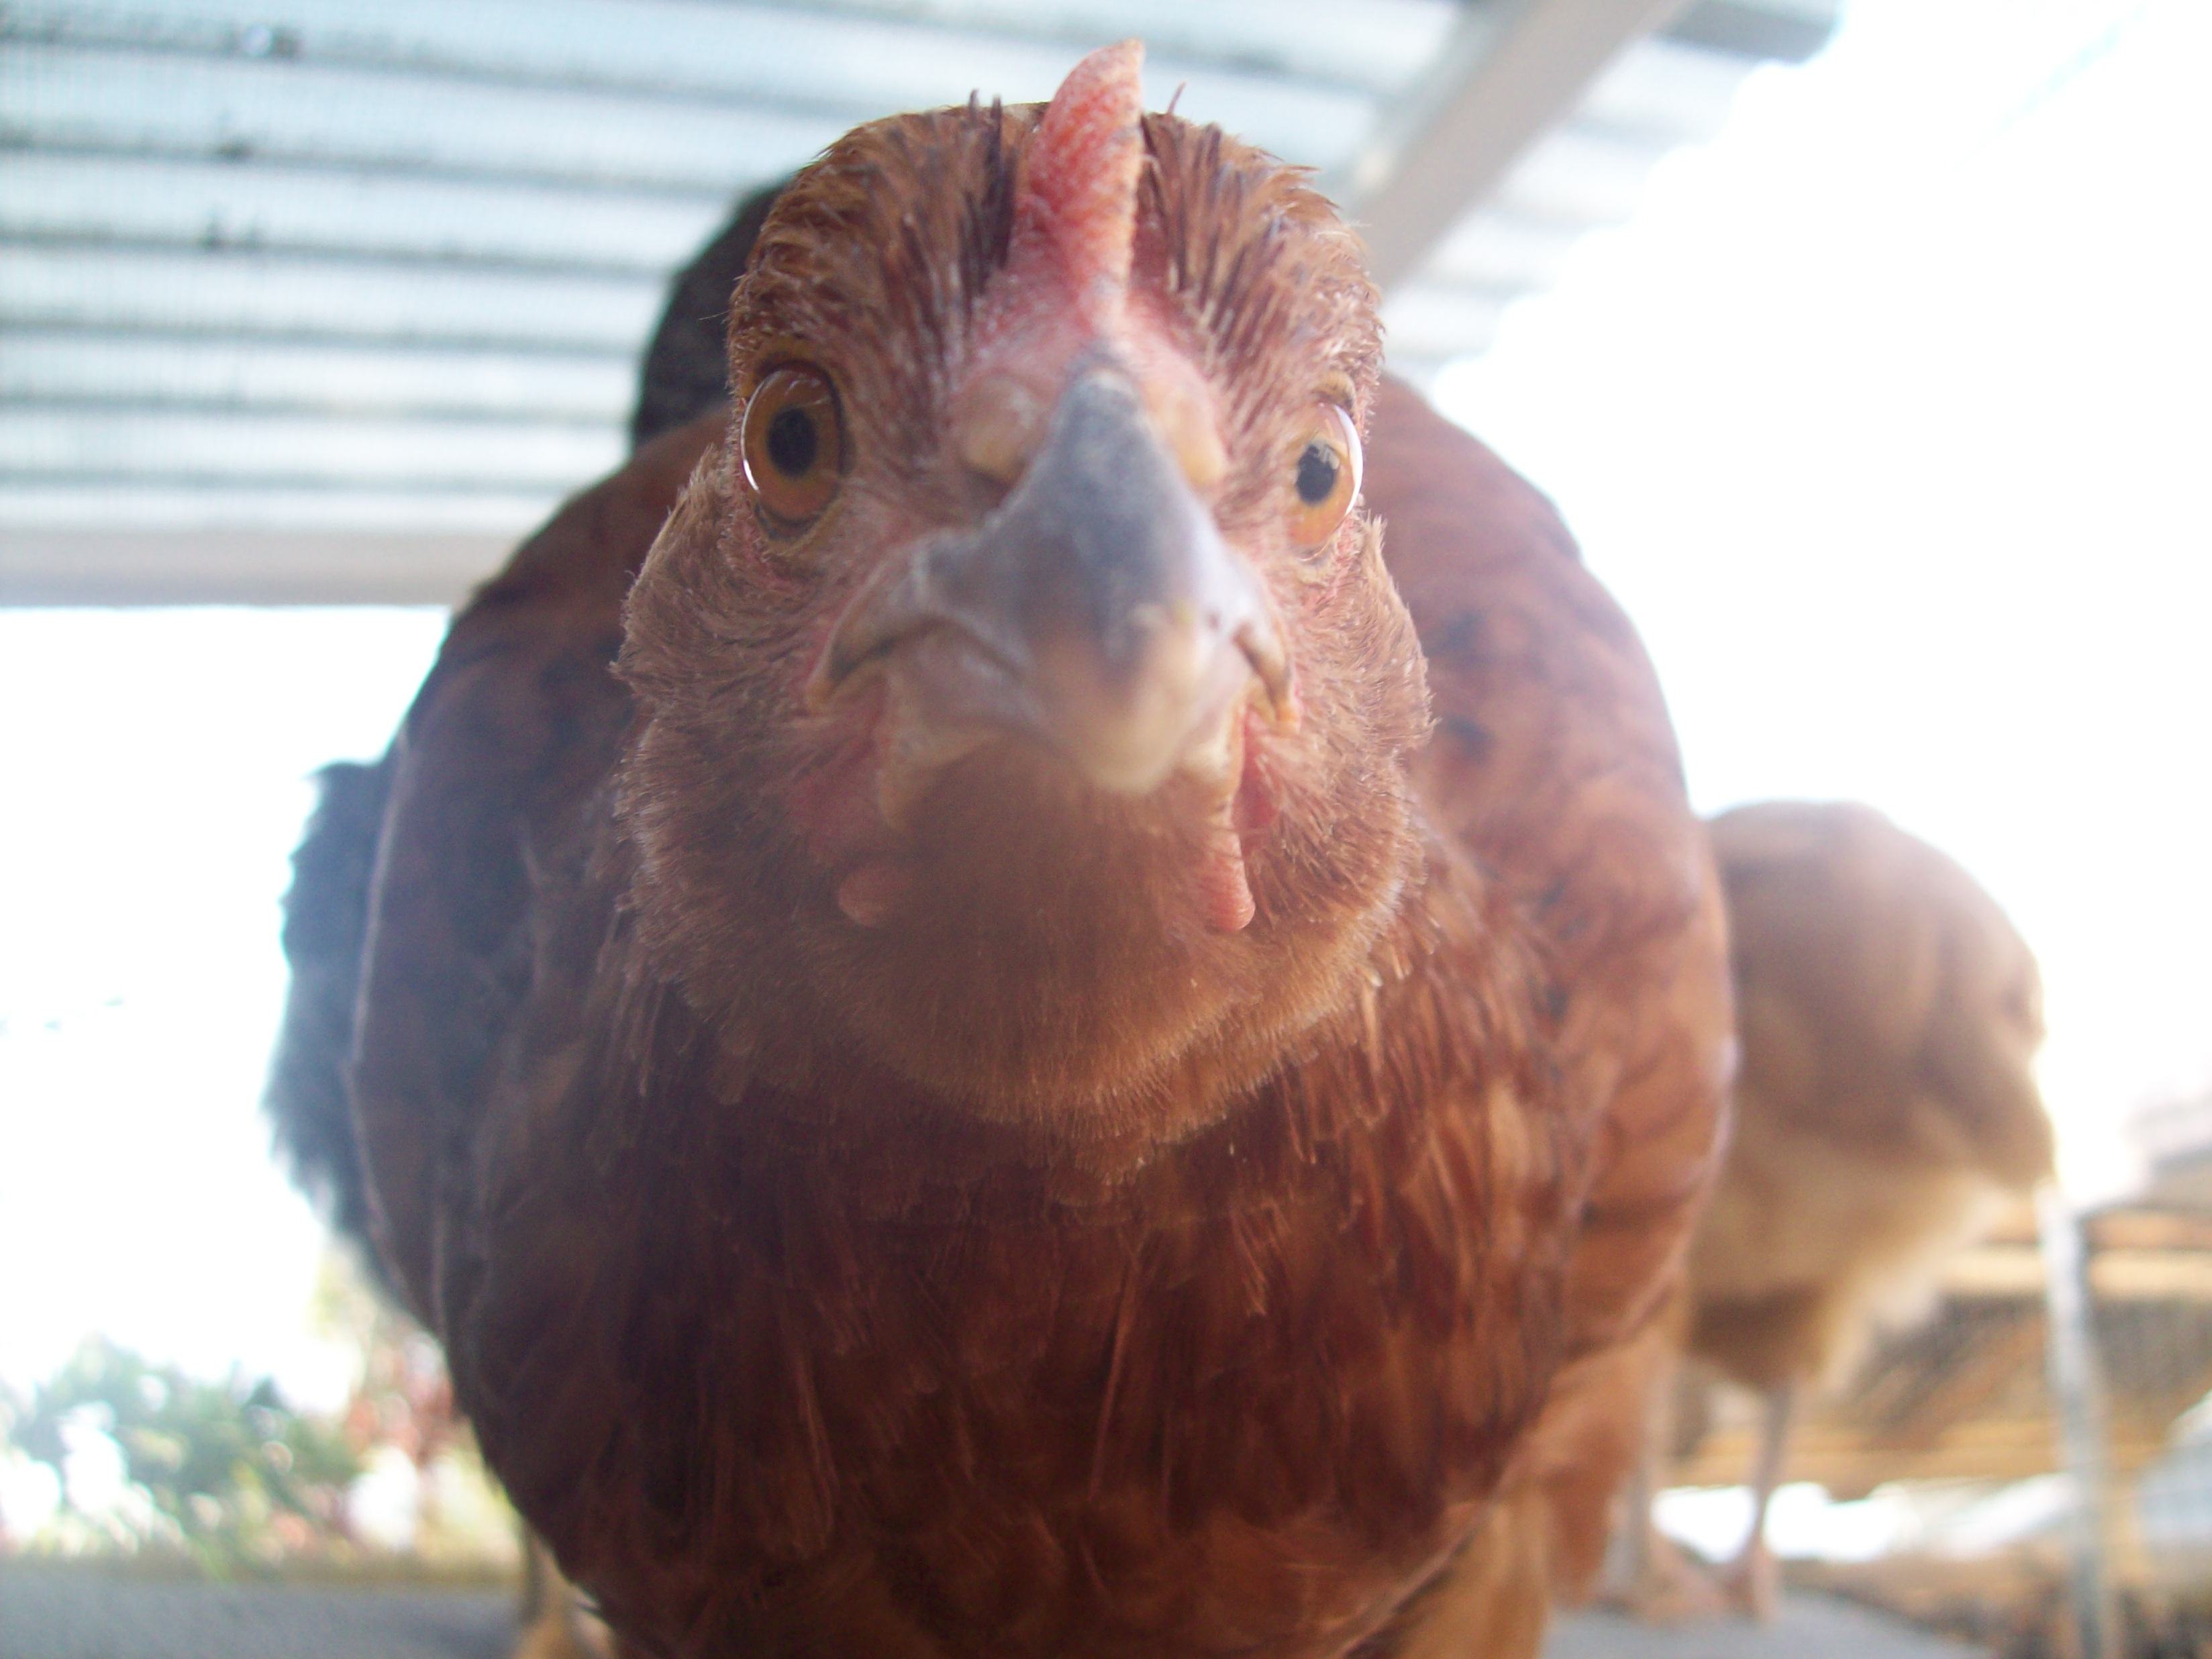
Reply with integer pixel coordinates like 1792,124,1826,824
350,384,1729,1655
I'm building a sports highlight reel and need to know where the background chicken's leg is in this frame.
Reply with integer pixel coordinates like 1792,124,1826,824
1601,1346,1727,1621
514,1530,617,1659
1722,1379,1797,1619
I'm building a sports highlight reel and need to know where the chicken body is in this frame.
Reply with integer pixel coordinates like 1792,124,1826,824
277,46,1729,1658
1646,801,2051,1615
1692,801,2050,1383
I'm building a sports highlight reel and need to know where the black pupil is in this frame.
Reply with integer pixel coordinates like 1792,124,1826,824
766,405,819,477
1295,442,1339,506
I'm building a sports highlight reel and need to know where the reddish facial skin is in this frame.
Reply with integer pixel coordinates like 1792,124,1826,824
764,43,1311,951
611,46,1411,1135
340,41,1733,1659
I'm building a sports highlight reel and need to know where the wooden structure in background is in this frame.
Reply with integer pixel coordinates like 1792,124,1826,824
1673,1200,2212,1499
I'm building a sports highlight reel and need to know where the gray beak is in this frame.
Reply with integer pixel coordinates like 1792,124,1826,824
818,366,1289,796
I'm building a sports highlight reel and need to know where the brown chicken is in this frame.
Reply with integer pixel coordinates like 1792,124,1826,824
1624,800,2052,1619
270,43,1729,1658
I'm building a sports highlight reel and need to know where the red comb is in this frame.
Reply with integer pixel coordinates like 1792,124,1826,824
1019,40,1146,328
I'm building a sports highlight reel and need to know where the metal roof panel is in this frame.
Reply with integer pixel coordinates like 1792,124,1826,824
3,244,664,348
0,0,1838,599
3,331,636,422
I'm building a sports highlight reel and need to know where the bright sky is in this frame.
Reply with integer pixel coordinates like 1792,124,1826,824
1434,0,2212,1201
1,0,2207,1413
0,607,448,1409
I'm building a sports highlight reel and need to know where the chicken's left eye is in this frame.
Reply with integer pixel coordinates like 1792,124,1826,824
743,364,846,529
1287,403,1362,556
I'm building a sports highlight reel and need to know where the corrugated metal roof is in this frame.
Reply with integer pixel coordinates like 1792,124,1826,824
0,0,1839,600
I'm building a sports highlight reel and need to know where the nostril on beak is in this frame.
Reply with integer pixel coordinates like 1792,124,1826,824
954,374,1050,491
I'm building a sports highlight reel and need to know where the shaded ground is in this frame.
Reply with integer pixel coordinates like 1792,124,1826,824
1550,1595,1992,1657
0,1566,511,1659
0,1564,1990,1657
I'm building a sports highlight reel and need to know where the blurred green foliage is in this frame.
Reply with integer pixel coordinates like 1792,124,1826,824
3,1336,358,1572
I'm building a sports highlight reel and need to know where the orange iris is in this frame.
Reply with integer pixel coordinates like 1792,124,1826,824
1288,403,1361,554
742,364,846,528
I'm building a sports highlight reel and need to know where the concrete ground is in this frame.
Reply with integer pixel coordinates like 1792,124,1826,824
1550,1597,1990,1658
0,1565,1991,1658
0,1568,513,1659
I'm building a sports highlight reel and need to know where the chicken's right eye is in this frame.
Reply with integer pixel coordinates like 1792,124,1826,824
743,365,846,529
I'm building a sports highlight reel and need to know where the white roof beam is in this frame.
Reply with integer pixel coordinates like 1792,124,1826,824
0,528,515,607
1331,0,1691,290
